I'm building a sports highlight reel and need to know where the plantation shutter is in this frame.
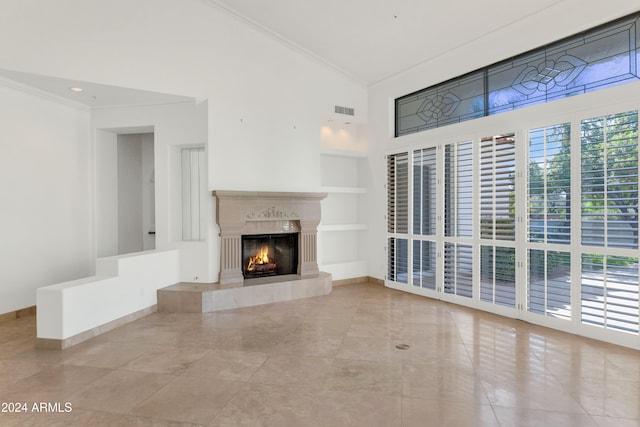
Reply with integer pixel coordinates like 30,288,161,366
388,153,409,283
413,148,436,235
445,141,473,237
581,254,639,334
528,124,571,244
444,243,473,298
528,250,571,320
581,111,639,249
388,153,409,234
480,134,516,240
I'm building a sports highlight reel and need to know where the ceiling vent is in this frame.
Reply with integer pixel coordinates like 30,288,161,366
334,105,355,116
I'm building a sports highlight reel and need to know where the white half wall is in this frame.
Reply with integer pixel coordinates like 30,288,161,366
0,83,92,314
37,249,179,343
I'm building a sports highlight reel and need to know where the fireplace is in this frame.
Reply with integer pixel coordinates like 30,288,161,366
212,191,327,285
242,233,298,279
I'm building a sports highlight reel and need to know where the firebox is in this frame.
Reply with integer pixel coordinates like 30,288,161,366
241,233,298,279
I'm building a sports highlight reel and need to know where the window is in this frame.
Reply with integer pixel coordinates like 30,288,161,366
388,91,640,346
480,245,516,308
445,141,473,237
582,254,639,334
396,71,485,136
528,123,571,244
444,243,473,298
388,153,409,283
413,240,436,290
181,147,206,241
387,153,409,234
395,12,640,137
581,111,639,249
413,148,436,235
528,250,571,320
480,133,516,241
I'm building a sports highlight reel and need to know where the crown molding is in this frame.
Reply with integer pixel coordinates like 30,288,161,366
0,76,90,111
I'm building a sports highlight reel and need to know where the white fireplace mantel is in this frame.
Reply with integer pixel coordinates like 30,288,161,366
212,190,327,285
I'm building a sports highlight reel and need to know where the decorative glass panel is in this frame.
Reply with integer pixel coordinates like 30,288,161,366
396,71,485,136
396,12,640,137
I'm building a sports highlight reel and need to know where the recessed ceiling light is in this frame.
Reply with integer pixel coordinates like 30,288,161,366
69,87,84,92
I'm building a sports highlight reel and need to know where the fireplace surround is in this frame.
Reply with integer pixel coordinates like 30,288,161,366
212,190,327,285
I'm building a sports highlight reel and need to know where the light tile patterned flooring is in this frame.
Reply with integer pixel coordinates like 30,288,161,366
0,282,639,426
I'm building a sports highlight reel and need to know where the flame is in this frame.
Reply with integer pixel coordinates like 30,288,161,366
247,246,272,271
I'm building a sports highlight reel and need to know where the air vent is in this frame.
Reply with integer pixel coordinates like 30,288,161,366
334,105,355,116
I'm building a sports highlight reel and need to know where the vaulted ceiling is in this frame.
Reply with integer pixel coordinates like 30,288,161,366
0,1,637,107
207,0,639,85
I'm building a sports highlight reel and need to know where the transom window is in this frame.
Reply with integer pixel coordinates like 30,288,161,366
395,12,640,137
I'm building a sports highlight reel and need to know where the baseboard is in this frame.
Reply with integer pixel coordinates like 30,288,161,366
332,276,384,287
367,276,384,285
0,306,36,324
35,305,157,350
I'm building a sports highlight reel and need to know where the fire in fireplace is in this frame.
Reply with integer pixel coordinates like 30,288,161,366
241,233,298,279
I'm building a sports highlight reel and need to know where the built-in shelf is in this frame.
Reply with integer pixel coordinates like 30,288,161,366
319,151,369,281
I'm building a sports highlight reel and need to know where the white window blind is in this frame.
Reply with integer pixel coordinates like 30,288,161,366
181,147,206,241
413,240,436,290
481,245,516,308
528,250,571,320
388,238,408,283
581,111,639,249
528,124,571,244
444,243,473,298
480,134,516,240
388,152,409,283
388,153,409,234
581,254,639,334
445,141,473,237
413,148,436,235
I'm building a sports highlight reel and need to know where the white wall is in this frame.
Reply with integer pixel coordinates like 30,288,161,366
92,101,210,281
141,133,155,251
0,0,368,291
0,83,92,313
95,129,118,257
0,0,367,190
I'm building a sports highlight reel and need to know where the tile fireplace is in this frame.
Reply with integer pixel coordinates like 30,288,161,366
212,191,327,285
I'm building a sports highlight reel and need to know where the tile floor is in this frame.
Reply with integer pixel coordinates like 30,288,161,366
0,282,639,426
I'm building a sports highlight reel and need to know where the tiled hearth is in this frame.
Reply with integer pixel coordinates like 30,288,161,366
158,273,332,313
158,191,331,313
